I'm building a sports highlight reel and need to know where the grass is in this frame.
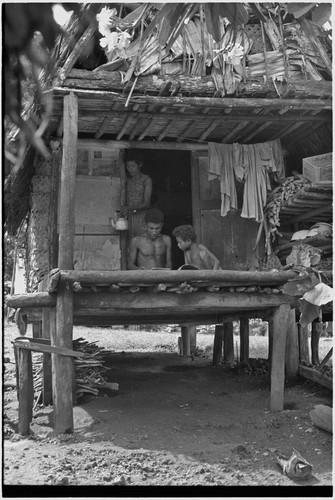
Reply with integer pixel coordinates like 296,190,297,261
5,322,332,364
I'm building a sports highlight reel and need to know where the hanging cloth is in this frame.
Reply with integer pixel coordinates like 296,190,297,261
208,143,238,217
208,139,285,222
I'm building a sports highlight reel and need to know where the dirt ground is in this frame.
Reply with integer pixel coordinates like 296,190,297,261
2,322,333,495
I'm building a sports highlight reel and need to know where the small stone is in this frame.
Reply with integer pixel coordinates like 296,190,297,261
305,428,313,433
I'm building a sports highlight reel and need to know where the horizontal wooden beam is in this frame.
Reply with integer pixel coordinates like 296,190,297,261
77,138,207,151
7,291,294,313
59,269,298,286
64,69,333,99
52,87,332,110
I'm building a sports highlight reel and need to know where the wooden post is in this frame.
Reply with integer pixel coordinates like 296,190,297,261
181,325,191,356
32,322,42,338
18,347,34,435
268,317,273,385
119,149,127,270
239,317,249,365
270,304,290,412
53,92,78,434
223,322,234,366
213,324,224,366
311,320,321,365
189,325,197,354
285,309,299,383
298,324,310,364
42,307,52,405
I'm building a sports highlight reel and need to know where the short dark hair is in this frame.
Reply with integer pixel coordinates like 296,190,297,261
145,208,164,224
172,225,196,242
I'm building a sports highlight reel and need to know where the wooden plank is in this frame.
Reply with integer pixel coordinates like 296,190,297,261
58,93,78,269
311,320,321,365
198,121,219,142
213,324,224,366
239,317,249,365
95,115,111,139
158,120,176,141
49,144,61,268
18,348,34,435
221,121,249,143
119,149,127,270
14,339,84,358
177,120,197,142
53,280,75,434
298,365,333,391
181,325,191,357
285,309,299,382
116,115,135,140
223,322,234,366
270,304,291,411
298,324,310,364
316,348,333,372
42,305,52,405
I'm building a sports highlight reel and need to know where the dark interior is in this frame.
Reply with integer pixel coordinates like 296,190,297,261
125,149,192,269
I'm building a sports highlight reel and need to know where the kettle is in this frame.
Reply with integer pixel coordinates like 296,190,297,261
111,210,128,231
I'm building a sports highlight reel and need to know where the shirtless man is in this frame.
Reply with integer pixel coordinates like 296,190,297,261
127,208,172,270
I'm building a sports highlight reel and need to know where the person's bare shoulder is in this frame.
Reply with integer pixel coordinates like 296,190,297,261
162,234,172,244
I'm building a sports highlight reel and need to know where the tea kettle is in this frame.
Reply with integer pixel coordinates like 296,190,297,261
111,210,128,231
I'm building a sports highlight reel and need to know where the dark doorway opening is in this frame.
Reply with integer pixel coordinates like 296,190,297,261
125,149,192,269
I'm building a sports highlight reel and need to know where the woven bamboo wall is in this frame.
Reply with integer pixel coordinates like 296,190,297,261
26,153,54,292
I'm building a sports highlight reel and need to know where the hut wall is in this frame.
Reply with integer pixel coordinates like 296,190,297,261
61,146,122,271
26,151,57,291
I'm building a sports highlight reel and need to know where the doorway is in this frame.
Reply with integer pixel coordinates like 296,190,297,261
125,149,192,269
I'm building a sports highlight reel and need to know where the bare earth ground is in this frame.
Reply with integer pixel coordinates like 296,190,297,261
2,322,333,496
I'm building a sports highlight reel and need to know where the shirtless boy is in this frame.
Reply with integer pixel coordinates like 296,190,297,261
127,208,172,270
172,225,222,270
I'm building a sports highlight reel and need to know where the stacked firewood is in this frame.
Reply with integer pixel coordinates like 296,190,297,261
33,338,118,405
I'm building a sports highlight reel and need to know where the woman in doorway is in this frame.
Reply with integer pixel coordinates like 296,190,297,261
119,152,152,239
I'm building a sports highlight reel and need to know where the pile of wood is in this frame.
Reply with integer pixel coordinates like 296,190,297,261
33,338,118,404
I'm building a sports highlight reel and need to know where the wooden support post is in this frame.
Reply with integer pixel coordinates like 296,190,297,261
298,324,310,364
223,322,234,366
53,92,77,434
213,324,224,366
267,317,274,388
32,322,42,338
42,307,52,405
239,317,249,365
285,309,299,383
189,325,197,354
270,304,290,412
181,325,191,357
18,347,34,435
311,320,321,365
119,150,127,269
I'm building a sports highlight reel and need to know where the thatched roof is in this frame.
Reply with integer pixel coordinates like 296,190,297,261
45,2,331,161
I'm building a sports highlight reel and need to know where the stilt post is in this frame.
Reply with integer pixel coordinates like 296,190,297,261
285,309,299,383
239,317,249,365
270,304,290,411
53,92,78,434
223,322,234,366
213,324,224,366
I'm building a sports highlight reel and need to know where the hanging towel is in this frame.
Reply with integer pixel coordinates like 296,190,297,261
208,142,238,217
